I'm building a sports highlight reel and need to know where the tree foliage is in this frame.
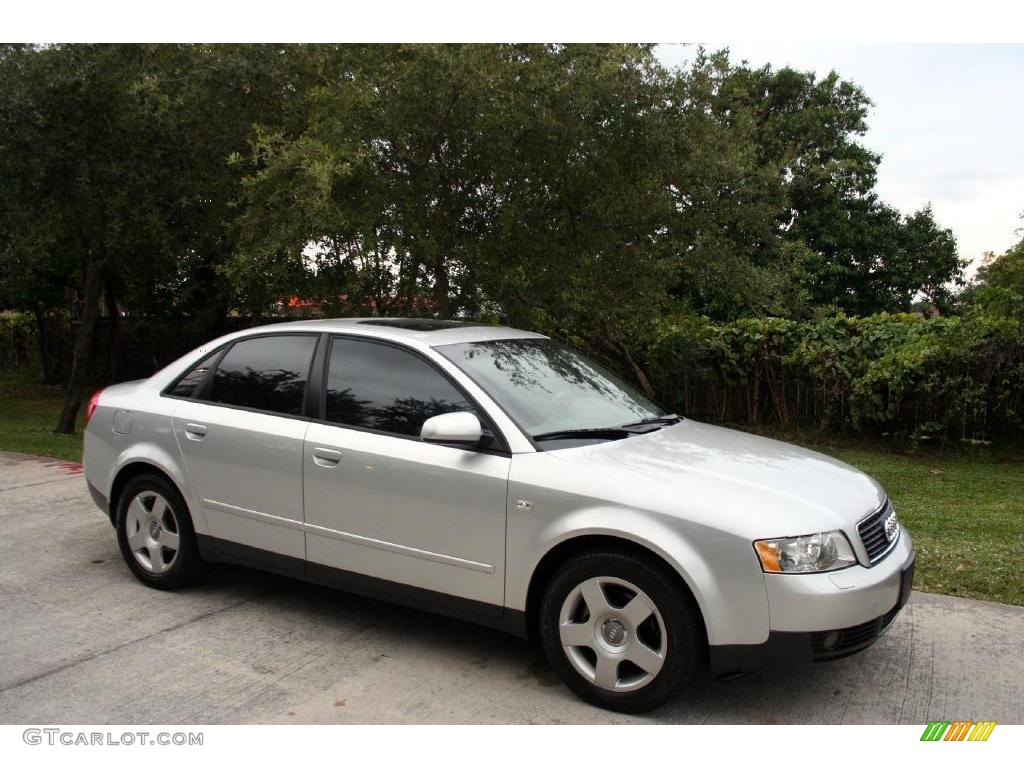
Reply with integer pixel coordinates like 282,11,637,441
0,43,976,430
0,44,302,429
965,232,1024,318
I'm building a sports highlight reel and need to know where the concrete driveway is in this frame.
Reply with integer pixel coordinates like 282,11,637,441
1,450,1021,724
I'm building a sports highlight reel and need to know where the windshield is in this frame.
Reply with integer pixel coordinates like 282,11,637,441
436,338,670,441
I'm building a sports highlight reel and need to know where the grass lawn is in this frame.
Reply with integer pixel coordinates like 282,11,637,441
808,441,1023,607
0,369,84,462
1,366,1021,606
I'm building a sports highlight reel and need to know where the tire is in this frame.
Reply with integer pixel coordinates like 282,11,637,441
115,472,206,589
539,549,704,713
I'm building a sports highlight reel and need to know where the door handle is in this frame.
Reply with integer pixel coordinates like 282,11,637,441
184,423,208,440
312,447,342,467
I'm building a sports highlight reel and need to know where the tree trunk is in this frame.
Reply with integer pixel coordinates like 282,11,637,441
55,258,102,434
621,344,656,401
401,256,421,316
432,259,451,319
105,286,120,381
188,251,231,339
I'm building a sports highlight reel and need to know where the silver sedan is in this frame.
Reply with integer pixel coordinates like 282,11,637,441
83,318,915,712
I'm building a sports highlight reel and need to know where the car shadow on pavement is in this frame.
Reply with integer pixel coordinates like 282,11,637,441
194,562,923,724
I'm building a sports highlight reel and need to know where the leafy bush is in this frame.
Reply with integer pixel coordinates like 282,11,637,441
649,312,1024,441
0,312,37,368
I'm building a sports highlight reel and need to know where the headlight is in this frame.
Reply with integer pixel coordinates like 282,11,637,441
754,530,856,573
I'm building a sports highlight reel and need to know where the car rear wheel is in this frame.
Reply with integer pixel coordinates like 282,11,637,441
115,473,205,589
539,549,703,712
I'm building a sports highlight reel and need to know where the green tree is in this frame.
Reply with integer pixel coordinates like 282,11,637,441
233,44,680,391
0,44,307,431
475,46,677,362
2,44,972,413
660,51,810,319
233,43,507,318
0,45,180,431
977,236,1024,293
966,227,1024,318
669,53,965,317
890,205,964,311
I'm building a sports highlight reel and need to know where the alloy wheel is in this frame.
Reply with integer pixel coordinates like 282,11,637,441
124,490,181,575
558,576,667,692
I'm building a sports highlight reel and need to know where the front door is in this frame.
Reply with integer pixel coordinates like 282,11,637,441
302,336,510,606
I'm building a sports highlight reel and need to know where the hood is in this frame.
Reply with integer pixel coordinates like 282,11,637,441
546,419,885,536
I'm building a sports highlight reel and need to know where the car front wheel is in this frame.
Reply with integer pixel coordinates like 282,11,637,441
539,549,704,713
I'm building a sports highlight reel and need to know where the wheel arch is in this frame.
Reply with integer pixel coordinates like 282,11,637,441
108,460,192,528
522,533,708,647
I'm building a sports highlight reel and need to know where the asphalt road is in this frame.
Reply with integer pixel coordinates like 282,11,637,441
1,450,1021,724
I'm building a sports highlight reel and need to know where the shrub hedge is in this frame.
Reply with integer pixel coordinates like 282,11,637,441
649,312,1024,441
4,309,1022,442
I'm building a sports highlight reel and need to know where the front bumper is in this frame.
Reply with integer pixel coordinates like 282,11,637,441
710,529,915,674
764,526,915,632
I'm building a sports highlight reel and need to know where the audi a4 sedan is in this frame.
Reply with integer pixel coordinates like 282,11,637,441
83,318,915,712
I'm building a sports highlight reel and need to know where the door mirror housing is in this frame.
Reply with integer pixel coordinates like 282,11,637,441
421,411,483,445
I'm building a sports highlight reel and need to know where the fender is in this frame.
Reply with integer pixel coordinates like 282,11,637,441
507,504,770,647
106,441,208,536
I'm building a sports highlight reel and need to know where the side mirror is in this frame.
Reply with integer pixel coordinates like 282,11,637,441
421,411,483,445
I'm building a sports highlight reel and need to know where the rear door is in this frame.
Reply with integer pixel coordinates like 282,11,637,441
172,333,319,561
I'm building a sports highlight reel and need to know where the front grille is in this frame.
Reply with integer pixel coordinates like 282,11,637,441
811,602,902,659
879,603,901,634
858,500,898,564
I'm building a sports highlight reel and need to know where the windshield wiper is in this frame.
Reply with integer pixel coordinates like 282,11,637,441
532,427,630,442
534,416,681,442
620,414,682,429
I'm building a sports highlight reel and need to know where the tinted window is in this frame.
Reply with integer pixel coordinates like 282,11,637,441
209,335,317,415
168,350,219,398
325,338,475,437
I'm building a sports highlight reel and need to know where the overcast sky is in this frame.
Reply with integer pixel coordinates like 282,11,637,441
657,44,1024,276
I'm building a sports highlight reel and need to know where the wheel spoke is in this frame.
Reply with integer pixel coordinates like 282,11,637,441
159,530,180,552
579,578,611,617
150,495,168,525
560,621,594,649
621,593,654,628
593,653,619,689
127,525,148,553
129,497,150,526
626,641,665,676
147,545,166,573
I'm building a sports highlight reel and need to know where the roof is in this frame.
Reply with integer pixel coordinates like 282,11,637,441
237,317,547,348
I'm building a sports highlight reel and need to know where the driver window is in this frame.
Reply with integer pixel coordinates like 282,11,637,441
325,337,477,438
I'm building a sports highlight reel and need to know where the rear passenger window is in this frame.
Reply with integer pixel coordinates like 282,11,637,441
209,335,317,415
168,350,220,398
325,337,475,437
